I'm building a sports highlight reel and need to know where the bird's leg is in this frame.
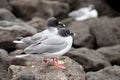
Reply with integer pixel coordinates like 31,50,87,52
53,57,66,69
41,57,46,64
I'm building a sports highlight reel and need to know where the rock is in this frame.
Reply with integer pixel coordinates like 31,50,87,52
90,17,120,47
10,56,85,80
0,0,12,11
50,1,69,19
66,48,111,71
86,65,120,80
61,18,73,25
0,8,16,21
9,49,24,56
9,0,69,20
27,17,46,32
97,45,120,65
0,49,9,60
51,0,79,12
68,20,95,49
9,0,53,20
13,71,36,80
0,20,37,50
0,49,12,80
67,0,81,11
105,0,120,13
47,0,72,3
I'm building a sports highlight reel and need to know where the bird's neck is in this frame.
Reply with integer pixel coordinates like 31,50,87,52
48,27,58,34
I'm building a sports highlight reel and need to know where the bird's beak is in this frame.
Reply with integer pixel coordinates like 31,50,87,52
58,21,66,27
70,32,76,36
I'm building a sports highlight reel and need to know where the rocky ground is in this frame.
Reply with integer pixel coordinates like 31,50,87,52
0,0,120,80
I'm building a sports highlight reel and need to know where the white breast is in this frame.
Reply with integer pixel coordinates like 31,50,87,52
45,36,73,58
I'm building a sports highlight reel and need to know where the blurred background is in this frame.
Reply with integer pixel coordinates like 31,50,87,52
1,0,120,80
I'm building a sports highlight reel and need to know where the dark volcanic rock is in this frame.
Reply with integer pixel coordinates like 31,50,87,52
9,0,53,20
0,0,12,11
0,49,12,80
10,56,85,80
0,49,9,60
68,21,96,49
9,0,69,20
10,49,24,56
12,71,36,80
0,20,37,50
97,45,120,65
66,48,111,71
0,8,16,21
51,1,69,19
90,17,120,48
86,65,120,80
27,17,46,32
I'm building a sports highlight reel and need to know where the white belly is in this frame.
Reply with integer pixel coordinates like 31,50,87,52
44,36,73,58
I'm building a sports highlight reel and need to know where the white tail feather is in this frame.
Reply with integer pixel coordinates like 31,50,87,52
13,40,24,43
15,54,30,58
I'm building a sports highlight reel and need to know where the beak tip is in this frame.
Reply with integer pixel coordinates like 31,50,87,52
59,21,66,27
73,33,76,36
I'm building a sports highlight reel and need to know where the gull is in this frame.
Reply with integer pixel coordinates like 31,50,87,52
68,4,98,21
13,17,66,46
15,28,74,69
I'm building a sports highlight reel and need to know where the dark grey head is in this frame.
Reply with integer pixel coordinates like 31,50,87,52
46,17,66,28
58,28,74,37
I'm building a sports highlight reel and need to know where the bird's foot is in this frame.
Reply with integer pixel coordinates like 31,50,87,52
54,63,66,69
53,58,66,69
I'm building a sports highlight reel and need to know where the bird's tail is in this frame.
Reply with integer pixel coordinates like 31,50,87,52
15,54,30,58
13,40,24,43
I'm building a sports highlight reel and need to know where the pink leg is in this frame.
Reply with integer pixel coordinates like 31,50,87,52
53,58,66,69
41,57,45,64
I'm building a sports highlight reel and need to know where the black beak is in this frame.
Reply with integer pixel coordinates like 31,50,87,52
70,32,76,36
58,21,66,27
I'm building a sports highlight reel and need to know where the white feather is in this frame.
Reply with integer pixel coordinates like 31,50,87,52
15,54,30,58
13,40,24,43
68,5,98,21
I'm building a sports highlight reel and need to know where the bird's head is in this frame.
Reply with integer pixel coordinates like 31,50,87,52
46,17,66,28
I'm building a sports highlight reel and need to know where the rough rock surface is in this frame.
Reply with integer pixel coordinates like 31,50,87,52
9,49,24,56
90,17,120,47
68,21,95,49
27,17,46,32
0,8,16,21
0,0,12,11
0,49,12,80
66,48,111,71
9,0,69,20
86,65,120,80
97,45,120,65
0,20,37,50
10,56,85,80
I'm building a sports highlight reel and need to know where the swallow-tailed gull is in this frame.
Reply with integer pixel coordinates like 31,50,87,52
13,17,66,46
68,4,98,21
15,28,74,69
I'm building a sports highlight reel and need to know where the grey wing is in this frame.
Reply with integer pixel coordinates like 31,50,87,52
21,37,33,45
30,30,52,43
41,36,65,45
22,31,45,44
24,37,68,54
31,32,43,40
